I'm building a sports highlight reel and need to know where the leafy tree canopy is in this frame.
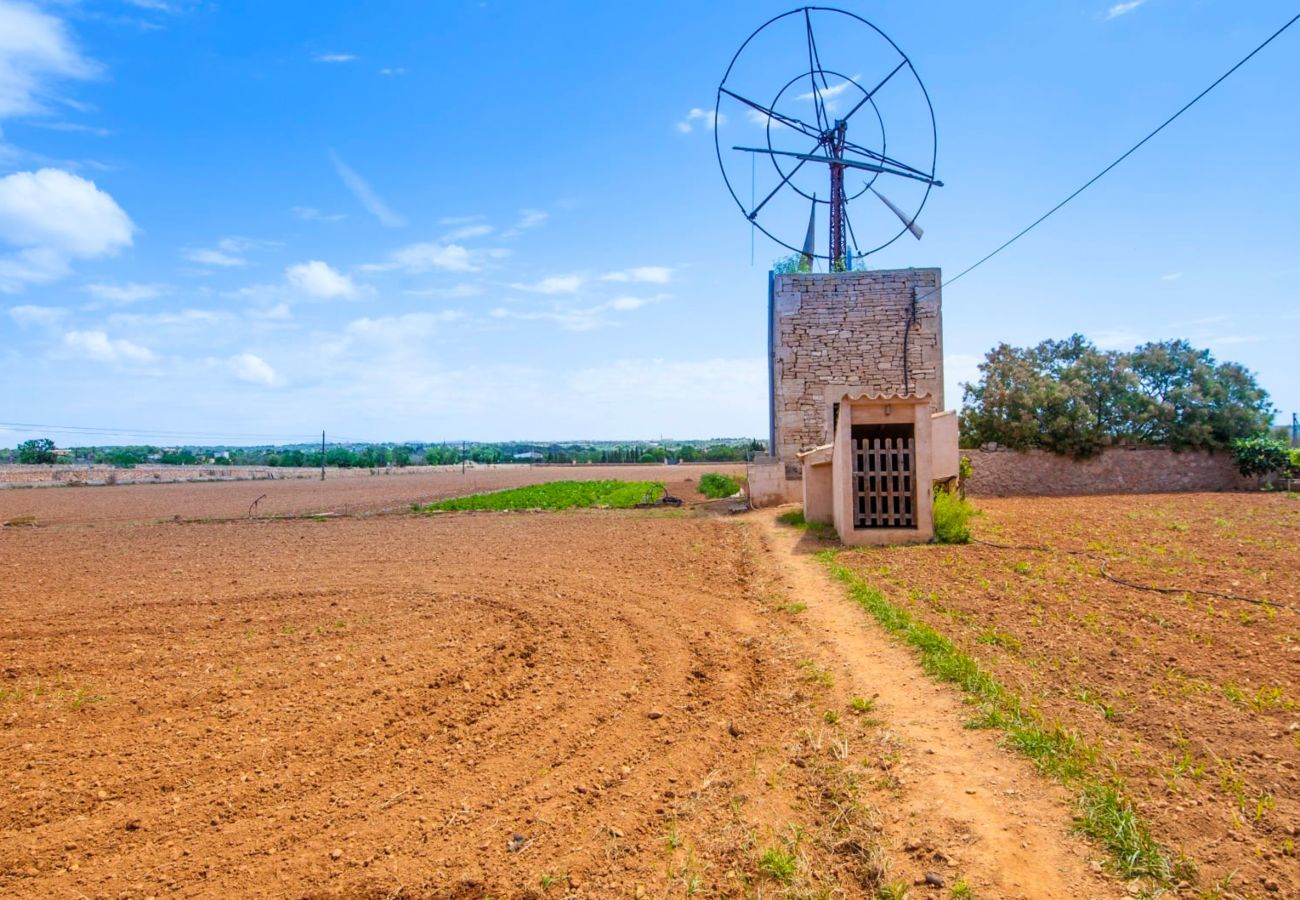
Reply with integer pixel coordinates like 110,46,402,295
17,438,57,464
961,335,1273,458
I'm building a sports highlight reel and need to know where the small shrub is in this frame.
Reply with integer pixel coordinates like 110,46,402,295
1290,447,1300,473
772,254,811,275
958,455,973,482
1230,435,1289,477
697,472,741,499
933,491,977,544
757,846,797,882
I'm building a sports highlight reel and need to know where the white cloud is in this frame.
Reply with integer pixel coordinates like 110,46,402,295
510,274,584,294
286,260,358,299
514,209,548,230
82,281,166,304
379,67,406,77
230,352,280,386
601,266,672,284
438,214,485,226
1160,272,1183,282
62,329,155,364
8,303,66,326
249,302,291,321
404,282,484,299
292,205,345,223
344,311,464,341
107,308,225,331
362,241,476,273
0,168,134,290
1105,0,1147,19
183,247,246,268
0,2,98,120
330,151,405,228
499,208,548,239
182,236,277,269
0,169,133,256
443,223,493,241
490,294,663,332
676,108,725,133
1092,329,1143,351
313,52,356,63
606,296,651,311
796,76,859,112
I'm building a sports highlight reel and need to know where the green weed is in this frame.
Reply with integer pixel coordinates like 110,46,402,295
758,846,797,883
539,872,568,891
697,472,742,499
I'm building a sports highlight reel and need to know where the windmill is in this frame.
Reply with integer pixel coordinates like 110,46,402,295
715,7,942,270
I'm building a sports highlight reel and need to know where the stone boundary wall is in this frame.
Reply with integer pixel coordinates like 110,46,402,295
772,269,943,480
963,447,1253,497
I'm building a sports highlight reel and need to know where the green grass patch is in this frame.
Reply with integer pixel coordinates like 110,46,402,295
823,555,1187,886
776,508,839,541
420,480,664,512
697,472,742,499
776,509,808,527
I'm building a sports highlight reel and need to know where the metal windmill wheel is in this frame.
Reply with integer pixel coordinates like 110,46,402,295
715,6,942,270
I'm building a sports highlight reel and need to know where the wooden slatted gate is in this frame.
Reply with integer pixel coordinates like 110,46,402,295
852,436,916,528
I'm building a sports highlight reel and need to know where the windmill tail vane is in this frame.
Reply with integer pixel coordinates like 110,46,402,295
871,186,924,240
800,194,816,269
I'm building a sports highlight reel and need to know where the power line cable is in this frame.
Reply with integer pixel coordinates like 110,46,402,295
931,11,1300,299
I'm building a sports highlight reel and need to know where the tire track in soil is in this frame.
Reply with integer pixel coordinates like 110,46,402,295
745,508,1123,899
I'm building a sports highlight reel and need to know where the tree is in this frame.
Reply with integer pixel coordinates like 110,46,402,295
17,438,57,464
1231,436,1289,477
961,335,1273,457
1127,341,1273,449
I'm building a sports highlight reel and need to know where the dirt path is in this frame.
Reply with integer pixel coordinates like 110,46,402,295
746,508,1122,899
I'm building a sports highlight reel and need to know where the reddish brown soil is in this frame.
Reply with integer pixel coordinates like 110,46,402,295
1,507,972,898
833,493,1300,897
0,463,744,526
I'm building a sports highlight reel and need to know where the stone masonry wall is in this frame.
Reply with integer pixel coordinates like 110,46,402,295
772,269,943,478
963,447,1253,497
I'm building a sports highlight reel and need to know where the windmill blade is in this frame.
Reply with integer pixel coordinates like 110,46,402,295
800,195,816,267
870,186,923,240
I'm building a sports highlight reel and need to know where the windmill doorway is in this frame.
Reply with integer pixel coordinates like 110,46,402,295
851,424,917,529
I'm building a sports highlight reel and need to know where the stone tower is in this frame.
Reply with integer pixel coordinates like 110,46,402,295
749,267,947,506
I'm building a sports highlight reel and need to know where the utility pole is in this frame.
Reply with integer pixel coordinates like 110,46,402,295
320,430,326,480
1292,412,1298,448
461,440,466,474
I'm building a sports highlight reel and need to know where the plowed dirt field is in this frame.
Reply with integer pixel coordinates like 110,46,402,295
0,464,745,526
0,480,1122,898
831,492,1300,897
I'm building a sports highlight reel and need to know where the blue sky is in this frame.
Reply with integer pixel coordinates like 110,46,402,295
0,0,1296,445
